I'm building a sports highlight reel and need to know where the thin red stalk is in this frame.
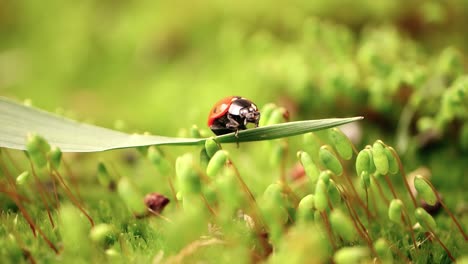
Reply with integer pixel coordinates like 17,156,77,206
279,141,287,184
52,169,94,227
332,150,373,219
62,159,82,201
10,193,58,253
320,211,336,251
200,193,217,217
0,187,31,203
364,185,371,223
342,197,377,257
383,174,398,199
228,160,272,257
422,178,468,240
0,156,19,188
400,204,418,254
228,161,261,221
167,176,180,209
1,152,58,253
29,162,55,228
49,174,60,210
342,170,373,218
370,175,390,206
389,242,412,263
4,149,22,173
387,147,417,208
10,230,37,264
426,230,455,262
148,210,173,223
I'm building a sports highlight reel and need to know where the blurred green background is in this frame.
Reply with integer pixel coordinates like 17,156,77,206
0,0,467,136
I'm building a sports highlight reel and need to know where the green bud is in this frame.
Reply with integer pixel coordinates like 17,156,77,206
175,154,201,194
270,141,287,166
372,141,389,175
216,167,242,213
113,119,127,131
298,151,320,184
388,199,403,224
330,209,357,242
190,125,202,138
117,177,146,215
260,184,289,244
23,98,33,107
328,128,353,160
259,103,277,127
48,146,62,170
328,180,341,207
356,149,371,176
59,204,91,257
319,170,332,185
415,207,437,231
455,256,468,264
437,47,463,78
147,146,163,164
385,146,399,175
417,116,436,133
303,132,321,156
319,146,343,176
360,171,371,189
204,137,220,158
263,183,284,206
105,249,119,258
206,150,228,178
315,179,328,211
199,148,210,170
177,128,188,138
414,175,437,206
297,194,315,222
267,107,287,125
26,133,51,168
89,224,115,244
147,146,171,175
374,238,393,264
333,246,369,264
97,162,112,188
136,146,148,156
16,171,30,185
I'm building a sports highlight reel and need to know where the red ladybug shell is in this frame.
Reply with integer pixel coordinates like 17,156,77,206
207,96,241,126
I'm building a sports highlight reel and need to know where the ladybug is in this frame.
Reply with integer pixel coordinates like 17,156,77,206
208,96,261,136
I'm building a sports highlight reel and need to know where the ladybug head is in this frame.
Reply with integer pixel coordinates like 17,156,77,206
239,104,260,126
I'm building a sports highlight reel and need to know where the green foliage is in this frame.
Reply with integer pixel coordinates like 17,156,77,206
1,1,468,263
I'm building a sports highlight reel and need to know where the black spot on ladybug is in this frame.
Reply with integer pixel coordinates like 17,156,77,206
208,96,261,136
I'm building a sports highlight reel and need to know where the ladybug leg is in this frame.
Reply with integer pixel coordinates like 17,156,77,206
225,114,241,147
225,114,240,131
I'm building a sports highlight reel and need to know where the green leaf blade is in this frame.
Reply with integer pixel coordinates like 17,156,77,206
216,117,364,143
0,97,363,152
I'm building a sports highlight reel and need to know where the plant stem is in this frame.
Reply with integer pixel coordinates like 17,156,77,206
342,197,377,258
426,231,455,262
62,159,82,202
371,175,390,206
51,169,94,227
422,178,468,240
387,147,417,208
29,162,55,229
320,211,337,251
383,174,398,199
